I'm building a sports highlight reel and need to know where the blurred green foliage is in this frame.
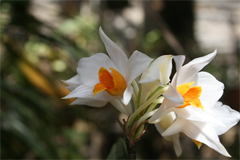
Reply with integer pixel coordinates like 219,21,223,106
0,0,96,159
107,138,128,159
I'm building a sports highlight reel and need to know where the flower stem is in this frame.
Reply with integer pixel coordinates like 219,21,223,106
127,86,168,127
137,109,158,127
135,124,145,138
125,137,136,160
121,119,136,160
132,92,137,109
131,80,139,97
146,102,158,113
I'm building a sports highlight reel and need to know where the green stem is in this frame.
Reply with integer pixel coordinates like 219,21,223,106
153,96,164,104
127,86,168,127
135,85,142,110
132,92,137,109
135,123,145,138
137,109,158,127
146,102,158,113
131,80,139,97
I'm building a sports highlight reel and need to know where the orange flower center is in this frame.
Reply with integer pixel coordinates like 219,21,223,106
176,82,204,110
93,67,127,97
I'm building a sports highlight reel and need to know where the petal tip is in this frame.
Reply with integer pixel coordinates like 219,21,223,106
62,95,69,99
121,97,129,105
99,26,103,32
99,26,106,39
210,49,217,57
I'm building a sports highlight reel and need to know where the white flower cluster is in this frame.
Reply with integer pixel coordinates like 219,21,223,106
63,27,240,157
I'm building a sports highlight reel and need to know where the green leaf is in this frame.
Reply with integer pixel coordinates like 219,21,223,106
107,138,128,159
136,85,142,109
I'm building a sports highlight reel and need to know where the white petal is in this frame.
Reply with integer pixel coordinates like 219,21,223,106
161,117,184,136
110,99,128,115
172,55,185,87
184,119,231,157
126,50,153,85
63,74,81,91
122,85,133,105
155,123,164,136
154,112,182,157
155,119,182,157
163,85,183,104
177,50,217,85
63,85,113,101
210,102,240,135
172,134,182,157
163,118,231,157
150,103,224,126
139,62,160,84
154,55,173,84
125,100,133,115
154,112,176,136
71,98,107,107
173,106,224,126
99,27,128,76
173,55,185,73
77,53,116,86
149,99,179,123
63,74,80,86
197,72,224,110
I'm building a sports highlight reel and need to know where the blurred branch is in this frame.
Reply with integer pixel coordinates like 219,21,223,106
145,1,189,60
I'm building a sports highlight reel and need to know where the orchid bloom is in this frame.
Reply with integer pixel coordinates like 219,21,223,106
149,50,240,157
63,27,153,115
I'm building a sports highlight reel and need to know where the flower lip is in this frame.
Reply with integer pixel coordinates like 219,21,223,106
98,67,114,89
177,82,204,110
93,67,127,97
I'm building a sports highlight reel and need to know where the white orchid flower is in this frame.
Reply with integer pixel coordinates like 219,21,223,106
150,50,223,123
149,50,240,157
63,27,153,115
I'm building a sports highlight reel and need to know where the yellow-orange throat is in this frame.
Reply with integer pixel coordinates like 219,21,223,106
177,82,204,110
93,67,127,97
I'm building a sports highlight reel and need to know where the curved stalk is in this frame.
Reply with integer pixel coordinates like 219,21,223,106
131,80,139,97
146,102,158,114
127,86,169,127
132,92,137,109
137,109,158,127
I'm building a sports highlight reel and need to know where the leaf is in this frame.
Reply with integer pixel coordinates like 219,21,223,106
17,60,56,97
107,138,128,159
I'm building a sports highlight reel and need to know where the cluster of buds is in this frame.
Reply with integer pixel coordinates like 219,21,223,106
63,27,240,158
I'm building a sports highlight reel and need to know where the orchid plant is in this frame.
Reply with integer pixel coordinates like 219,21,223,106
63,27,240,159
